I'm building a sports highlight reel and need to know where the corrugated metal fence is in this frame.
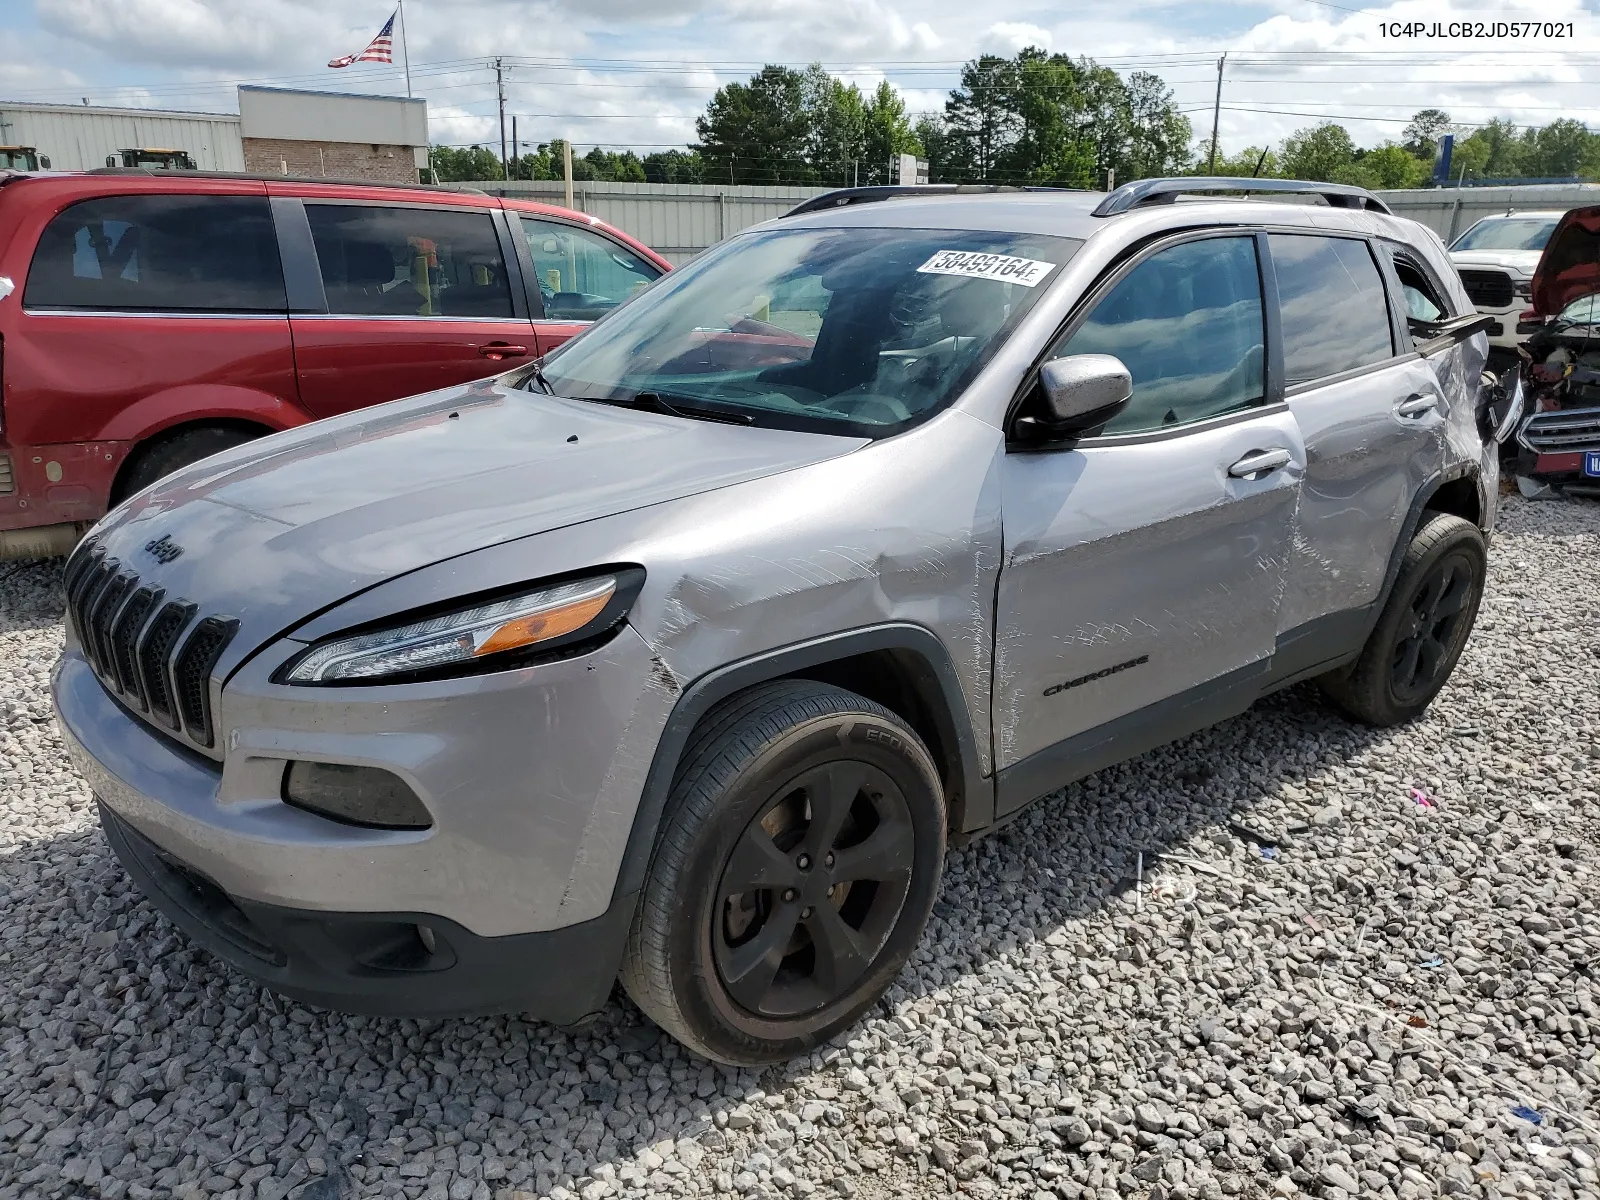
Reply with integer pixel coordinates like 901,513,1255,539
458,179,1600,262
1375,183,1600,243
455,180,830,263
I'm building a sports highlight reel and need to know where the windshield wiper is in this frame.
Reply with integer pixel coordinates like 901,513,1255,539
526,358,555,395
629,391,754,426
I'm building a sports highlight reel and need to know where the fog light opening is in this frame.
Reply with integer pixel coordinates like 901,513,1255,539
417,923,437,954
282,761,433,830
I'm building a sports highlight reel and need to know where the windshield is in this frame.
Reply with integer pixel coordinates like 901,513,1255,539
1556,294,1600,327
1451,217,1559,253
531,225,1082,437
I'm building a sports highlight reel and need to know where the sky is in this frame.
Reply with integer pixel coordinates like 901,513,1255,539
0,0,1597,161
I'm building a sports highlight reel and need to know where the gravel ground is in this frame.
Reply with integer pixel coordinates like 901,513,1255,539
1,494,1597,1200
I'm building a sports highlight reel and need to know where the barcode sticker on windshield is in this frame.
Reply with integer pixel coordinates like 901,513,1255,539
916,250,1057,287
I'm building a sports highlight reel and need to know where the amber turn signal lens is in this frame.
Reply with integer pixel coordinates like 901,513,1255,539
473,588,613,657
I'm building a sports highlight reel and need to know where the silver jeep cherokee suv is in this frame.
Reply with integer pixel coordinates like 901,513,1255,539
55,178,1509,1065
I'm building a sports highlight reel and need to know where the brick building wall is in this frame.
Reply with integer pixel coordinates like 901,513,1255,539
242,137,419,183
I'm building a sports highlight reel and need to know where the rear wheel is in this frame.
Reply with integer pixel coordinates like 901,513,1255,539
115,426,263,503
1320,512,1487,726
619,680,946,1065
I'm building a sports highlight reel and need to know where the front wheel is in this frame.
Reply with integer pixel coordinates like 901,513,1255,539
1320,512,1487,726
619,680,946,1065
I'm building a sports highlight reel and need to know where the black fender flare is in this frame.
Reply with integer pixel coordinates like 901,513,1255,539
607,623,990,917
1364,463,1487,644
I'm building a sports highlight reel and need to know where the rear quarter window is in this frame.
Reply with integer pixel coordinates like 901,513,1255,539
24,194,286,312
1269,234,1395,386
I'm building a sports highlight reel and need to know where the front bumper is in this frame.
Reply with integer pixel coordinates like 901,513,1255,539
97,800,628,1022
54,620,679,1021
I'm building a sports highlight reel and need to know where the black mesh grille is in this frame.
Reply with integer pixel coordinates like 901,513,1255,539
174,618,238,748
62,542,98,599
78,563,127,678
1459,269,1513,309
109,587,161,705
67,554,110,660
139,602,195,727
66,536,233,753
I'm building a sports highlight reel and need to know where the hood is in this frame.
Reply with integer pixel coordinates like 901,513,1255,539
85,377,865,673
1531,205,1600,318
1449,248,1542,275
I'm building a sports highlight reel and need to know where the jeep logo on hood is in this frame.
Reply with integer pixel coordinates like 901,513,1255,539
143,534,184,565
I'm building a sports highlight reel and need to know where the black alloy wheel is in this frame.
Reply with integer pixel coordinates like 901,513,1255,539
1320,511,1487,727
713,761,915,1018
1389,548,1478,705
620,680,946,1065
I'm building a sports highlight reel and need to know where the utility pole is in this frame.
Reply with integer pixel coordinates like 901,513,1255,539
495,58,508,180
1207,52,1226,174
563,139,574,209
511,115,518,181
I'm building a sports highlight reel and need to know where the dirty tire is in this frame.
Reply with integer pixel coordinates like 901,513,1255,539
116,427,262,503
1320,512,1487,727
619,680,946,1066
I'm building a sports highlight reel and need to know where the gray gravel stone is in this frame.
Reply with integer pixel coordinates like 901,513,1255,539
1,494,1597,1200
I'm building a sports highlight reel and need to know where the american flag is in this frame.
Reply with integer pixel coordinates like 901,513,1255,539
328,11,396,67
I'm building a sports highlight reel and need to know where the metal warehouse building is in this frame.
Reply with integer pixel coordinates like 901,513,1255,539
0,91,426,182
0,101,244,171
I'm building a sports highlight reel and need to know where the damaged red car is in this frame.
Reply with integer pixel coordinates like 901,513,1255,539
1510,205,1600,495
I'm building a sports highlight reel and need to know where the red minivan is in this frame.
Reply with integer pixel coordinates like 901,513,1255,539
0,170,672,559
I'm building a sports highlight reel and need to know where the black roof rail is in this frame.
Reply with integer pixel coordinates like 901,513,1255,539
81,166,486,195
784,184,1032,218
1092,177,1391,217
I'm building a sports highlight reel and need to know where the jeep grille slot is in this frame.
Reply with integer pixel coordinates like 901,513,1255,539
109,587,162,706
174,617,238,748
1458,269,1513,310
140,601,196,728
1519,405,1600,453
67,540,234,754
0,453,14,496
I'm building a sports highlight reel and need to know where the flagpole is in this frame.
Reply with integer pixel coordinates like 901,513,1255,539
397,1,412,98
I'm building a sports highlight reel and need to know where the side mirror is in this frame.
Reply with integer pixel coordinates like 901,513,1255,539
107,155,118,168
39,155,51,170
1025,354,1133,438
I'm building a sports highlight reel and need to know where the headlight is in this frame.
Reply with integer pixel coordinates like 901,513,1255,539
1513,279,1532,300
280,569,643,685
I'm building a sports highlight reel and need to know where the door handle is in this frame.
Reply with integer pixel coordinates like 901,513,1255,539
1227,448,1292,478
478,342,529,360
1395,393,1439,417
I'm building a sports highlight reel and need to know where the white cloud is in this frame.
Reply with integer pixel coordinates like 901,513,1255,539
981,22,1052,55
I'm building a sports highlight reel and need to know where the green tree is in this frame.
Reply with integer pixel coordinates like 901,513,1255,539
913,114,955,182
642,149,706,183
1453,118,1526,179
802,64,868,185
1278,122,1358,182
695,65,812,184
1120,71,1193,180
1402,109,1453,160
1523,118,1593,177
1205,145,1279,178
1351,142,1427,189
429,144,502,181
862,81,921,185
941,54,1023,181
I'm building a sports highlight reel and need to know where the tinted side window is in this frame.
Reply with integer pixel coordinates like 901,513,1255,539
520,217,661,321
1050,236,1265,435
1270,234,1394,385
307,204,512,318
25,195,284,312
